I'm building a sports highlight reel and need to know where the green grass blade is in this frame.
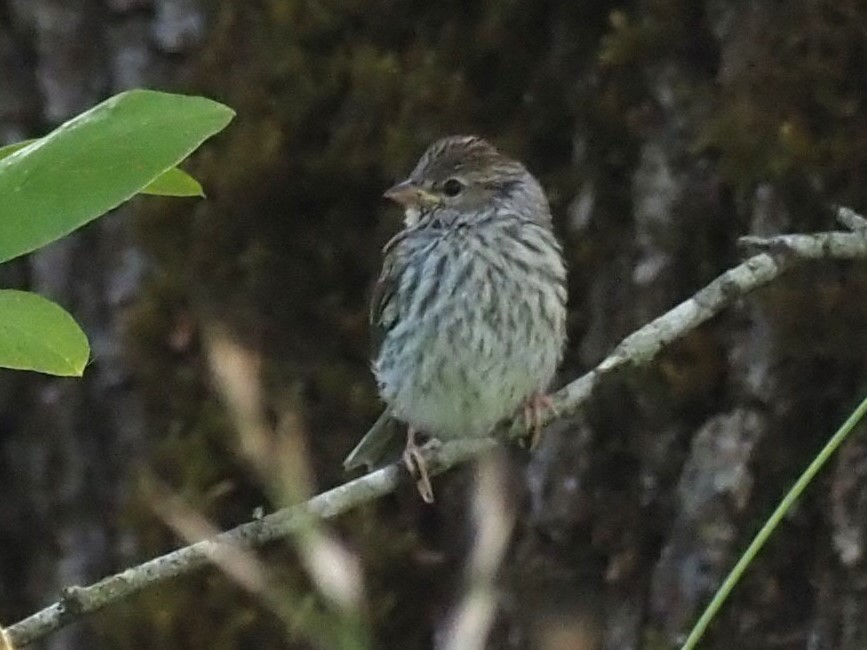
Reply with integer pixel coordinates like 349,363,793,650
680,393,867,649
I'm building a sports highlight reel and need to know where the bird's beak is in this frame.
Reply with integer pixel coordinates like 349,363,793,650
383,179,440,208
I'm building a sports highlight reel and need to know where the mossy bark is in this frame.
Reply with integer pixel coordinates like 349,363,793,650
1,1,867,648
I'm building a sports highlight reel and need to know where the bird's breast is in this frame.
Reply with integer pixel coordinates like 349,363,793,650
373,221,566,439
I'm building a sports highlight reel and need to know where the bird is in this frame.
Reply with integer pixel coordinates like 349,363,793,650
343,135,567,502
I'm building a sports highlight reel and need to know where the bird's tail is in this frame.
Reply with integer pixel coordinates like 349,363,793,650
343,409,404,472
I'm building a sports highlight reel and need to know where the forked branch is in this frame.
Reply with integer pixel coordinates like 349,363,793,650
5,207,867,647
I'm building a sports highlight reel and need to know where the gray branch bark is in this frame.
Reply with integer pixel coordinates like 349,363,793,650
5,210,867,648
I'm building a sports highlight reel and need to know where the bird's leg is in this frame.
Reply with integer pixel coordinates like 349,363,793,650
523,392,558,450
403,427,435,503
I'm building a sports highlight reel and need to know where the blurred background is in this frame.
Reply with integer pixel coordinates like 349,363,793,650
1,1,867,648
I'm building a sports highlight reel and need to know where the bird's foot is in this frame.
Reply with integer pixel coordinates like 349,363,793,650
402,428,438,503
523,393,558,450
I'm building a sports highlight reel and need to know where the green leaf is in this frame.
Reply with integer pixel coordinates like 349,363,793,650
141,166,204,197
0,89,234,263
0,139,34,160
0,290,89,376
0,140,204,198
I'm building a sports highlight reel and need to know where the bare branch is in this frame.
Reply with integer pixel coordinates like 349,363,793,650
5,214,867,647
738,231,867,259
836,206,867,232
4,440,490,647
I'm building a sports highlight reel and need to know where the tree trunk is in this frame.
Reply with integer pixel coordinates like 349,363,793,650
1,1,866,649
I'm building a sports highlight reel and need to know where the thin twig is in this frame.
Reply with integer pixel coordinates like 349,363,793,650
5,440,491,647
5,215,867,648
836,206,867,232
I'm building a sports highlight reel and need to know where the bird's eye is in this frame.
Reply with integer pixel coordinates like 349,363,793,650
442,178,464,197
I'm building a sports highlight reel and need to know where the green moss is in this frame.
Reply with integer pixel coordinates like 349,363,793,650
699,0,867,205
113,0,867,647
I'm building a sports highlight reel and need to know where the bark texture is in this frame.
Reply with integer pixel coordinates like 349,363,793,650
1,1,867,649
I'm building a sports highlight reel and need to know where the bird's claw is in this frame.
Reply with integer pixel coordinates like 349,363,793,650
403,429,438,503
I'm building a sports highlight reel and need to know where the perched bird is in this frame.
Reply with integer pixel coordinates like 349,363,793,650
343,135,567,502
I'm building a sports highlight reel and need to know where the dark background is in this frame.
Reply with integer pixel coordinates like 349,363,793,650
1,1,867,648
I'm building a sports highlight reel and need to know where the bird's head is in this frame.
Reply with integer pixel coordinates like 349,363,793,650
385,135,549,226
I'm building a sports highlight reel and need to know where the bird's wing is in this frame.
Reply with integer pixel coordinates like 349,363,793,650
369,230,406,332
369,226,441,352
348,225,439,472
343,232,411,473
